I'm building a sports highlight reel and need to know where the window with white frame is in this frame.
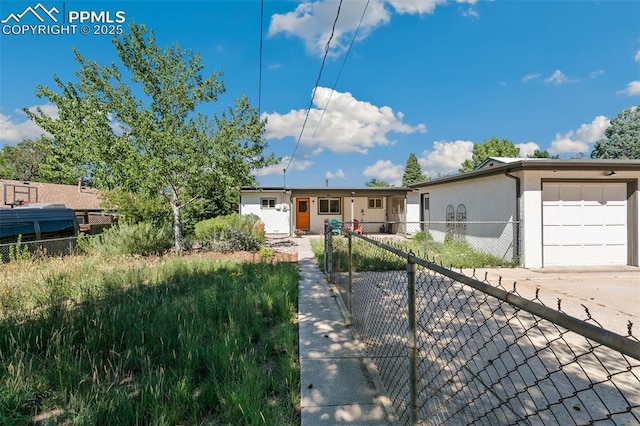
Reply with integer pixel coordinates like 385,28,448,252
261,198,276,209
318,198,340,214
368,197,383,209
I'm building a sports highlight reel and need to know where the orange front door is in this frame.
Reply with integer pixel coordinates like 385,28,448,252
296,198,310,230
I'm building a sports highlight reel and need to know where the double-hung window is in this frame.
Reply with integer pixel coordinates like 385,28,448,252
319,198,340,214
261,198,276,209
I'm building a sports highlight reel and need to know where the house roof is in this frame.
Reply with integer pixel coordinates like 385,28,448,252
475,157,522,170
1,179,104,210
409,158,640,189
241,186,410,197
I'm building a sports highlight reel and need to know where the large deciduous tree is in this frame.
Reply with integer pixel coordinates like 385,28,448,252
528,149,559,159
402,153,428,186
591,105,640,159
0,137,82,183
26,23,277,253
364,178,391,187
459,137,520,172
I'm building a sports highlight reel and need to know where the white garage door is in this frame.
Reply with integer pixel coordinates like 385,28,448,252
542,182,627,266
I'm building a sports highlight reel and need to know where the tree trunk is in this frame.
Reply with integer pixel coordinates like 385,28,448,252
171,191,183,255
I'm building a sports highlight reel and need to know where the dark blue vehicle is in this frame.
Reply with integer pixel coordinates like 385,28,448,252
0,205,80,259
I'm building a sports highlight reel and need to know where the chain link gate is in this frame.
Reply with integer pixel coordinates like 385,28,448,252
322,223,640,425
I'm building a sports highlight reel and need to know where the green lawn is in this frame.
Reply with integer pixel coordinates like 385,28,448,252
0,254,300,425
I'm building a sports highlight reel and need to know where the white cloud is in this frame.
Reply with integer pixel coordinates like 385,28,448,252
0,105,57,143
522,73,541,83
635,50,640,62
258,156,312,176
325,169,345,180
268,0,452,57
264,87,426,154
363,160,404,186
418,140,474,177
549,116,610,155
544,70,570,85
618,81,640,96
516,142,540,158
589,69,604,79
387,0,447,15
268,0,391,57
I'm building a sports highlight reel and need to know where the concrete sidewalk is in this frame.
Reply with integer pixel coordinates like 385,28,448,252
297,236,392,425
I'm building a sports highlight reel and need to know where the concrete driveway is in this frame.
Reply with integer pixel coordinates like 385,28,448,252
463,266,640,337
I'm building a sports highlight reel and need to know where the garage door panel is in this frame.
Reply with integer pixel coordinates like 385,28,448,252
604,205,626,225
604,225,627,244
604,184,627,201
542,184,560,201
542,182,627,266
543,225,561,244
582,184,604,203
581,205,603,224
560,225,585,244
558,185,582,201
559,205,584,224
604,246,627,264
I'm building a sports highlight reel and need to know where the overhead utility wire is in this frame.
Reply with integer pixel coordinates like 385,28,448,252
284,0,343,172
255,0,265,183
311,0,370,138
258,0,264,114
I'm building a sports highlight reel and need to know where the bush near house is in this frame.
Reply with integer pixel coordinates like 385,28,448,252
77,222,174,256
194,213,265,252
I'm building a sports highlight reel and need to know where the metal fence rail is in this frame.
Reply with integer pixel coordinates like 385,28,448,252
0,236,78,262
322,221,640,425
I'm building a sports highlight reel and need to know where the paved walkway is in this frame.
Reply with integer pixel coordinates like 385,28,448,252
297,236,392,424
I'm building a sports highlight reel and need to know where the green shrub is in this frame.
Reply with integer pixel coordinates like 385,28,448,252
194,213,265,252
78,222,173,256
412,231,433,244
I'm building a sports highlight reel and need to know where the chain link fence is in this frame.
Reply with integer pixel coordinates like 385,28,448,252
338,220,520,264
323,221,640,425
0,236,79,262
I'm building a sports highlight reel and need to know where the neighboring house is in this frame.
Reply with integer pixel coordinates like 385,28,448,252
409,159,640,268
1,179,116,232
240,186,411,235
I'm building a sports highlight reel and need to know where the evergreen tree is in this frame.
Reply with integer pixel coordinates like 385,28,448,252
402,153,427,186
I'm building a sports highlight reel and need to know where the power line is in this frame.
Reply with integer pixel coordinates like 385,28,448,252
284,0,343,172
311,0,370,138
255,0,265,184
258,0,264,114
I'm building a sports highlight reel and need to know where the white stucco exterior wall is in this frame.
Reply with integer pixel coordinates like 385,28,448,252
416,174,519,261
240,191,291,234
406,191,420,235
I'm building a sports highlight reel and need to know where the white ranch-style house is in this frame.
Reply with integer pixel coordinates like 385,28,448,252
239,186,411,235
409,158,640,268
241,159,640,269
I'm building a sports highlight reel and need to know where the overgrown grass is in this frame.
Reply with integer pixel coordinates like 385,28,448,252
311,234,516,271
0,254,300,425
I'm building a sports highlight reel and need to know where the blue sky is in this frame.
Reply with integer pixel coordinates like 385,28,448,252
1,0,639,187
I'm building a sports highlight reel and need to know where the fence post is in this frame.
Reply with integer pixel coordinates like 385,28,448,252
407,252,418,425
348,231,353,323
326,220,333,279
